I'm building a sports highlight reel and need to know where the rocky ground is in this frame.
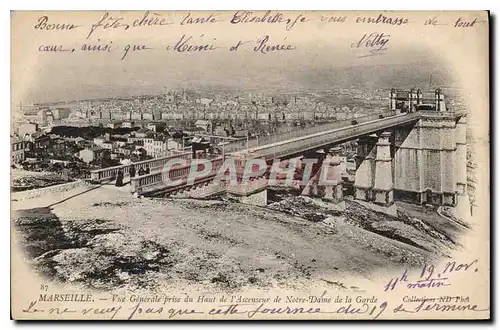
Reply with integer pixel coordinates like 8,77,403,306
11,179,466,293
11,169,73,192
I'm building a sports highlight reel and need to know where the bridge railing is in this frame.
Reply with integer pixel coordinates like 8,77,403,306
130,156,225,194
222,110,396,154
419,110,466,118
90,151,192,183
130,172,164,193
252,113,421,160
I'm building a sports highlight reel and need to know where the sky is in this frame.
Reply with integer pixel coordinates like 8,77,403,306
11,11,458,104
20,47,454,104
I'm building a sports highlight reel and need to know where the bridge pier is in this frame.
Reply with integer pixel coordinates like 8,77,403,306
393,111,466,211
354,134,378,201
372,132,394,206
234,189,268,207
322,147,343,203
301,150,327,197
226,177,269,207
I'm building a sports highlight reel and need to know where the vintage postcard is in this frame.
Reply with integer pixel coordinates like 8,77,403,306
10,10,490,320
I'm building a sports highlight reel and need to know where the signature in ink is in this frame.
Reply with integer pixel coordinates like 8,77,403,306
350,32,390,58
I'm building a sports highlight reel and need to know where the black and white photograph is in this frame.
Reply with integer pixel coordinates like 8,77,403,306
10,10,490,320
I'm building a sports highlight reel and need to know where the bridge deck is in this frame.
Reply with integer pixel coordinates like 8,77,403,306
123,110,465,195
235,113,422,160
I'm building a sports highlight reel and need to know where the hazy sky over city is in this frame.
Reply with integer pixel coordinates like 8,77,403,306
22,46,453,104
11,11,462,104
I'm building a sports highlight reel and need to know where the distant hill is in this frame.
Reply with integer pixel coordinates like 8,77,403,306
287,62,455,91
22,57,457,104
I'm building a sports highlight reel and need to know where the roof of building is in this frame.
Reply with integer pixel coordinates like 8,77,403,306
31,131,48,139
191,136,209,144
195,120,211,126
20,122,38,127
82,147,105,152
145,137,168,142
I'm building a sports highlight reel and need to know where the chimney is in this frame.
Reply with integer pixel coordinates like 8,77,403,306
435,88,444,111
390,88,396,110
417,89,422,105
